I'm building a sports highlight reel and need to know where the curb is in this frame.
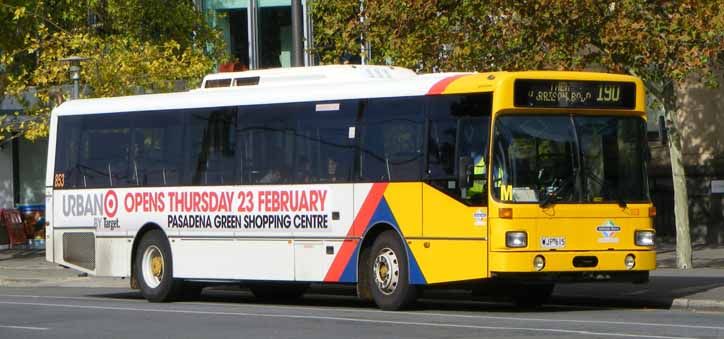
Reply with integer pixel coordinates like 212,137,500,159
671,298,724,312
0,278,45,286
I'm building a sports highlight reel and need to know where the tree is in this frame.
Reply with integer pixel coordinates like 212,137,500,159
0,0,226,142
596,1,722,268
310,0,723,268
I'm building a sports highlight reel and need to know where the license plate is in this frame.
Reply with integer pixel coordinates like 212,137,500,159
541,237,566,249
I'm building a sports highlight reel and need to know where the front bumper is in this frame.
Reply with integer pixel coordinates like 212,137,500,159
490,249,656,273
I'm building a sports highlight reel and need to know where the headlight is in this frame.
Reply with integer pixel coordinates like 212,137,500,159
635,230,655,246
506,231,527,248
533,255,545,271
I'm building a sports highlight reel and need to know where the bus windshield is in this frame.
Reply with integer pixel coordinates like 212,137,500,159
492,115,649,204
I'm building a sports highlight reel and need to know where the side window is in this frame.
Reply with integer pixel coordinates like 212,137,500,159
54,116,82,188
56,114,131,188
130,111,185,186
426,94,491,205
186,108,238,185
295,101,357,183
359,97,424,182
239,104,295,184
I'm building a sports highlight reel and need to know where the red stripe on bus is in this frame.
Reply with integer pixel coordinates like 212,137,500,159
323,183,388,282
426,74,467,95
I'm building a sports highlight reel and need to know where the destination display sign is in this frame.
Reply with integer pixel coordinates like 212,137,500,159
514,80,636,109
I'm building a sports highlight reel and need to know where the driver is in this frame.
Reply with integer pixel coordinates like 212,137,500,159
461,121,487,202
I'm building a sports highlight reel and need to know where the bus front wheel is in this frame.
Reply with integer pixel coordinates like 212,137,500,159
367,230,418,310
135,230,182,302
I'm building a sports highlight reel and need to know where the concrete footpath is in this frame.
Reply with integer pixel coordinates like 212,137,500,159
1,245,723,312
0,249,126,288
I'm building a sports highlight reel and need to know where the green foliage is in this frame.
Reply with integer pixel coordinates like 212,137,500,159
310,0,722,82
309,0,362,65
0,0,227,142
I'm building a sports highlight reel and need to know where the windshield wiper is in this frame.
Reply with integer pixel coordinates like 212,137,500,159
617,196,628,208
539,170,578,208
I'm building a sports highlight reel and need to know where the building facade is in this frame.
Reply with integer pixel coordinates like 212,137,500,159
0,96,47,210
647,72,724,244
199,0,314,70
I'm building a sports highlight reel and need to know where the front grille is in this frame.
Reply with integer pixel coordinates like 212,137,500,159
63,232,95,270
572,256,599,268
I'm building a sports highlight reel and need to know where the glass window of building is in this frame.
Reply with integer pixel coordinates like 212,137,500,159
203,0,296,70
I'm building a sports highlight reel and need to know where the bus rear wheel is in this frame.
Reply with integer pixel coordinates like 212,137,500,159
135,230,182,302
367,230,418,310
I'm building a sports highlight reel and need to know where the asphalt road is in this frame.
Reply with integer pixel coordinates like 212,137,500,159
0,286,723,339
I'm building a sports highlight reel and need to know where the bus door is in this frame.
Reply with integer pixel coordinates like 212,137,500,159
420,94,491,284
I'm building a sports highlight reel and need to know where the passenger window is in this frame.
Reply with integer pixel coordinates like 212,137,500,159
359,97,424,182
57,114,131,188
239,104,295,184
130,111,185,186
187,108,238,185
295,101,357,184
239,101,358,185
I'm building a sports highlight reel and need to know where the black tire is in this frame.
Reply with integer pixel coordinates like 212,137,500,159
248,282,309,300
367,230,418,310
135,229,183,302
512,283,555,308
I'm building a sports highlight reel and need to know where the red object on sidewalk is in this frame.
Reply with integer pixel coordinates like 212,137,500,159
1,209,28,248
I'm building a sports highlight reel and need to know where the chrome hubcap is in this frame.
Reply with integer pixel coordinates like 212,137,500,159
373,248,400,295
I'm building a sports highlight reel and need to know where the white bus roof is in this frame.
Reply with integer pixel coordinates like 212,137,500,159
52,65,471,116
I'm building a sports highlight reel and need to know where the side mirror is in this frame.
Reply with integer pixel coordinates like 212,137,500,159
658,115,668,146
458,156,473,189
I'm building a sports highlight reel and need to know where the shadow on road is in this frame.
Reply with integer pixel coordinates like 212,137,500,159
552,275,724,310
84,285,622,314
84,274,724,313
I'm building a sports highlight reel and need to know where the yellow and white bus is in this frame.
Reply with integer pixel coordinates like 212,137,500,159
45,65,655,310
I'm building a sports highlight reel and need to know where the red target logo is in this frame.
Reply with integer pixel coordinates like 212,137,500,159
104,190,118,218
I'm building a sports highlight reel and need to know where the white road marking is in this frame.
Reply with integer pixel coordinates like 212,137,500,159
0,300,700,339
1,293,723,332
0,324,48,331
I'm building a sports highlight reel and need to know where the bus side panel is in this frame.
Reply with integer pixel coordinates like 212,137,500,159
383,183,422,238
294,184,354,281
295,239,343,281
95,237,130,277
409,240,487,284
418,184,488,283
172,238,294,280
52,229,96,274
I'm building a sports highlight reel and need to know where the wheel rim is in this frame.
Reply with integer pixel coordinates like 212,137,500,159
373,247,400,295
141,245,164,288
